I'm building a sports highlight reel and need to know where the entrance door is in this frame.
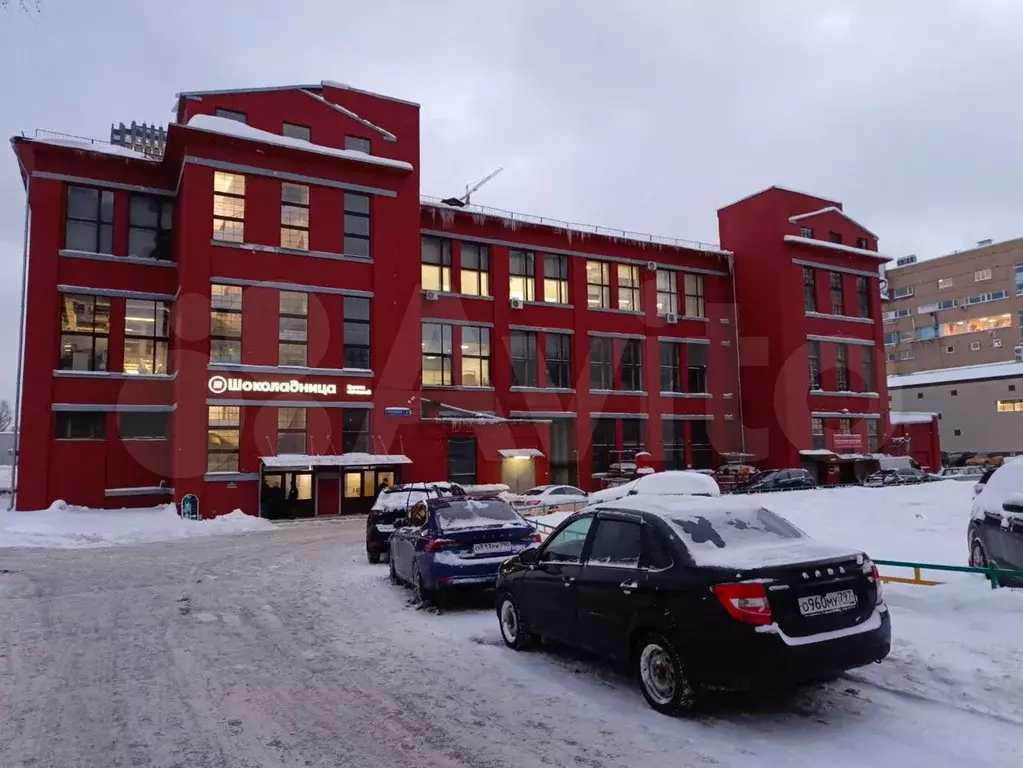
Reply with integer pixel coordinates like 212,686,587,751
260,471,314,519
342,469,379,515
317,472,340,516
501,457,536,494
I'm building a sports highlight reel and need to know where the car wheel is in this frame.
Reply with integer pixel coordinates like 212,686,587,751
367,550,381,564
970,537,988,569
496,592,535,650
636,633,697,716
412,562,432,604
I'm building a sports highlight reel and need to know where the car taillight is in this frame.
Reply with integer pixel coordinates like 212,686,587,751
524,500,542,507
521,532,542,543
712,582,773,626
871,562,883,602
425,538,462,553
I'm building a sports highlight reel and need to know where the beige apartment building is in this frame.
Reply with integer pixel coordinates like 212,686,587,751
882,237,1023,375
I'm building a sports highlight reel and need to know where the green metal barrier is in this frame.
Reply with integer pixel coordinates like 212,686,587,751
873,559,1023,589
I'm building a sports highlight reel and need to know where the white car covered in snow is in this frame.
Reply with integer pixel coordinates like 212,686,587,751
510,485,588,516
586,471,721,507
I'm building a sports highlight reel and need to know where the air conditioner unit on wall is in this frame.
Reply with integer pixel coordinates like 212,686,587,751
664,312,679,325
1016,345,1023,363
510,297,524,310
647,261,658,271
424,290,439,301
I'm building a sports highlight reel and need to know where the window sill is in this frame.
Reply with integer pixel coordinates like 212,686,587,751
60,249,176,268
510,386,575,394
421,384,495,391
421,290,494,301
523,300,573,309
53,370,178,380
210,239,372,264
659,392,712,399
54,437,105,442
121,437,169,442
207,363,373,378
590,307,644,316
809,390,880,399
679,315,709,323
806,311,874,325
105,485,174,497
589,389,647,396
204,472,260,482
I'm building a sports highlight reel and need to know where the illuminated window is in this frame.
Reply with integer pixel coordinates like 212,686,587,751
59,294,110,371
207,406,240,472
123,300,169,375
941,313,1012,337
461,326,491,387
974,268,992,282
617,264,642,312
543,254,569,304
586,261,611,309
213,172,245,243
938,277,954,290
210,285,242,364
421,237,451,292
684,273,705,318
280,183,310,250
656,271,678,316
996,399,1023,413
510,250,536,301
422,323,452,386
461,242,490,297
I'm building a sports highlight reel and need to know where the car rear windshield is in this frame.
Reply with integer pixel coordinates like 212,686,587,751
434,499,524,531
666,507,804,559
521,488,545,496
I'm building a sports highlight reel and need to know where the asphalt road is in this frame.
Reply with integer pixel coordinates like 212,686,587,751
1,519,1020,768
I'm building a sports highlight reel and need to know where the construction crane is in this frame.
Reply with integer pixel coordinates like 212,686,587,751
441,167,503,207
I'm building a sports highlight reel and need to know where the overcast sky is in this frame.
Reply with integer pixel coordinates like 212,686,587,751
1,0,1022,403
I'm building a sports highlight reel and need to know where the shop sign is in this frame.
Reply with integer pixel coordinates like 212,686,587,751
834,434,864,450
208,376,337,396
346,384,373,396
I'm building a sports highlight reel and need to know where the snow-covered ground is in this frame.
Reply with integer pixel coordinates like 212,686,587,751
0,502,274,549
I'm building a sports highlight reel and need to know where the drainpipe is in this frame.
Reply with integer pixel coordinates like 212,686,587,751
9,178,30,511
728,254,748,460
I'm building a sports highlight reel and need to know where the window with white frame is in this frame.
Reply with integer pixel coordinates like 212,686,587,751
970,341,981,351
993,338,1003,348
892,285,914,299
900,350,914,360
965,290,1007,306
936,299,958,310
938,277,954,290
974,268,992,282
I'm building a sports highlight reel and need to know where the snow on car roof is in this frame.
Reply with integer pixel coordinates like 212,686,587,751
629,470,721,497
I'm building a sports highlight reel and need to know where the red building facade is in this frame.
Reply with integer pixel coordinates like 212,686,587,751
10,81,906,516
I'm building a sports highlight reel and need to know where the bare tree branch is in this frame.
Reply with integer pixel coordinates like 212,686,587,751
0,401,12,433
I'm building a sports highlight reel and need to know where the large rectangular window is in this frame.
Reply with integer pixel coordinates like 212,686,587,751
461,326,491,387
1016,264,1023,296
128,195,173,260
941,313,1013,337
997,399,1023,413
55,412,106,440
212,171,245,243
589,336,613,390
343,297,371,369
857,276,870,318
210,285,242,364
280,183,310,250
687,342,708,393
684,273,705,318
509,250,535,302
622,419,645,455
345,136,371,153
59,294,110,371
656,271,678,316
461,242,490,297
830,272,845,315
278,291,308,367
119,412,168,439
663,419,685,470
277,408,306,454
803,267,817,313
546,332,572,389
659,342,681,393
65,186,114,253
867,419,879,452
447,437,477,485
690,420,713,470
343,410,370,453
836,343,849,391
422,323,452,386
123,299,170,375
811,417,825,450
617,264,642,312
620,338,643,391
421,237,452,292
343,193,370,257
590,418,616,474
543,254,569,304
862,349,875,393
586,261,611,309
283,122,311,141
207,405,240,472
510,330,538,387
808,340,821,390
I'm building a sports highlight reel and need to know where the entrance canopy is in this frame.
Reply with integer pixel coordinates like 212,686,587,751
261,453,413,470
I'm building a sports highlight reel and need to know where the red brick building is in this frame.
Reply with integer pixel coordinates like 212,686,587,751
9,80,909,516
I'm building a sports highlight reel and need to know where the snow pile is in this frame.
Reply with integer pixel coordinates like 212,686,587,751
0,503,273,549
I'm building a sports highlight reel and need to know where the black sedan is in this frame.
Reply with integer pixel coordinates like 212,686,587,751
494,495,890,716
732,468,816,494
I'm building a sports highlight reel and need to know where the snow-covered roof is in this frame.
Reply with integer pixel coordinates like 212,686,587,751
783,235,891,262
789,206,878,238
498,448,545,458
888,361,1023,389
261,453,412,468
799,449,836,456
890,411,937,425
300,89,397,142
21,135,159,162
185,114,413,171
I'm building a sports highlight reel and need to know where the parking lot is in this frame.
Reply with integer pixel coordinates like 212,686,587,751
2,503,1021,768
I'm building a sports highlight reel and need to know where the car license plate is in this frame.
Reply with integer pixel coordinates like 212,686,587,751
798,589,857,617
473,541,513,555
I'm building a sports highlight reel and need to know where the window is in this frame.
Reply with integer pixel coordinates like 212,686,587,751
509,250,536,302
207,405,240,472
856,237,869,249
1016,264,1023,296
210,285,242,363
838,418,851,435
59,294,110,371
970,341,982,351
590,419,616,474
622,418,645,454
936,299,958,310
856,276,870,318
620,339,643,391
687,343,708,394
996,399,1023,413
867,420,879,452
836,343,849,391
617,264,642,312
123,299,169,375
1010,384,1016,392
277,408,306,454
811,417,825,450
807,340,821,390
543,255,569,304
279,291,308,366
892,285,914,299
421,237,452,292
343,297,371,369
119,412,168,439
461,326,491,386
800,226,813,238
65,186,114,253
212,172,245,243
656,271,678,316
344,193,370,257
683,274,705,318
945,345,955,354
974,268,992,282
659,342,681,393
546,333,572,389
938,277,954,290
586,261,611,309
280,183,310,250
954,429,962,437
830,272,845,315
900,350,914,361
540,516,594,564
342,410,370,453
803,267,817,313
916,392,923,399
344,136,371,153
690,420,713,470
128,195,173,260
586,519,642,567
941,313,1012,337
829,232,843,244
55,412,106,439
663,419,686,470
965,290,1008,305
861,349,874,392
282,122,311,141
886,308,911,320
510,330,538,387
589,336,613,390
884,331,899,346
994,338,1003,348
447,437,476,485
215,108,246,123
422,323,452,386
461,243,490,297
886,352,896,362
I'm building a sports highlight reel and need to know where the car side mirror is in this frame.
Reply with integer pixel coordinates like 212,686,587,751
519,547,539,565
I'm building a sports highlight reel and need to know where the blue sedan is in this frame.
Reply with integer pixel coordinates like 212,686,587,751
389,497,540,602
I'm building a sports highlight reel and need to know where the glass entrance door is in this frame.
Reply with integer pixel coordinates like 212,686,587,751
260,471,314,519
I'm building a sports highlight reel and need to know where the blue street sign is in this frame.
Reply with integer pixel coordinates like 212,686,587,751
384,407,412,417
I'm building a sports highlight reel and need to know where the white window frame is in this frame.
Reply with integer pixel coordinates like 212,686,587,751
974,268,993,282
